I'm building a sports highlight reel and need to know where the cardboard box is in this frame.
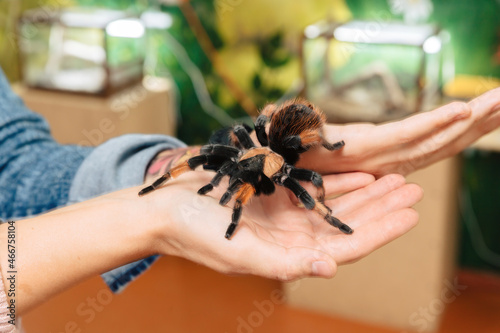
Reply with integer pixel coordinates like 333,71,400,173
13,78,176,145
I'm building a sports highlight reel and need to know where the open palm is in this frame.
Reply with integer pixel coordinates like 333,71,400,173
150,170,422,280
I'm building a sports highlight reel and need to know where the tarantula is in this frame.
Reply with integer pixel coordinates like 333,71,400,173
139,99,353,239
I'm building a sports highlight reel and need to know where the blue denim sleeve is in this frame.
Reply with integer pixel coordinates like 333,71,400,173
0,68,93,220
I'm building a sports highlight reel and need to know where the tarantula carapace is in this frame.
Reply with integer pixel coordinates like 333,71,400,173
139,99,353,239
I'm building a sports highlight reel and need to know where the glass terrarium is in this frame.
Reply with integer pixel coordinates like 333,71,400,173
301,20,453,123
18,7,146,95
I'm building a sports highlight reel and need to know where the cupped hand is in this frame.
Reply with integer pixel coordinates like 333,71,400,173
146,170,422,281
299,87,500,177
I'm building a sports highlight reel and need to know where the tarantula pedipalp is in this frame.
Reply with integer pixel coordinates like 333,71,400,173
139,99,353,239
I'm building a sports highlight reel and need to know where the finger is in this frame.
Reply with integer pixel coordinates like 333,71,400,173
424,89,500,149
433,108,500,163
340,183,423,230
281,172,375,209
398,96,500,169
322,172,375,198
312,180,421,237
326,208,419,265
416,89,500,165
479,109,500,133
326,174,406,217
469,87,500,116
376,101,471,147
329,102,469,170
232,232,338,280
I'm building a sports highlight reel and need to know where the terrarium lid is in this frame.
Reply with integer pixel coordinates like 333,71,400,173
333,20,439,46
20,7,129,29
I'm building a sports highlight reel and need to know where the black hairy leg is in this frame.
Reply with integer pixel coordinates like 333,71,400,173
255,114,269,147
225,183,255,239
276,133,345,165
219,178,244,206
199,144,241,172
285,165,326,202
202,154,230,171
282,132,344,152
322,140,345,151
200,144,241,158
208,123,254,146
273,174,352,234
230,124,256,150
254,103,277,147
139,154,226,196
274,175,315,209
198,160,238,195
312,199,353,234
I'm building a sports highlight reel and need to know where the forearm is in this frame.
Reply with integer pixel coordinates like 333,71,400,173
0,186,159,315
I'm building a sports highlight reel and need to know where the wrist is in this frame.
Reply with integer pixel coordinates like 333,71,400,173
138,170,216,259
73,187,167,263
142,146,205,256
130,184,182,258
111,186,174,259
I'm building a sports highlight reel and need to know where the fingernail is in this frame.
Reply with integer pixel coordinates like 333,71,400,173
312,261,333,277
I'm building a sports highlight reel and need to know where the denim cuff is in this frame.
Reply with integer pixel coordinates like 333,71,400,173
101,255,160,293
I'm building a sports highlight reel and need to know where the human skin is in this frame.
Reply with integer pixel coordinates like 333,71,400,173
299,87,500,176
0,170,421,315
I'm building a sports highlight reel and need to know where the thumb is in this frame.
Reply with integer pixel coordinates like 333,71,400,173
240,241,338,281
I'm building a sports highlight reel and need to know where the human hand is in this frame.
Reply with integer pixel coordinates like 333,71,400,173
145,170,422,280
298,87,500,177
0,157,418,314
